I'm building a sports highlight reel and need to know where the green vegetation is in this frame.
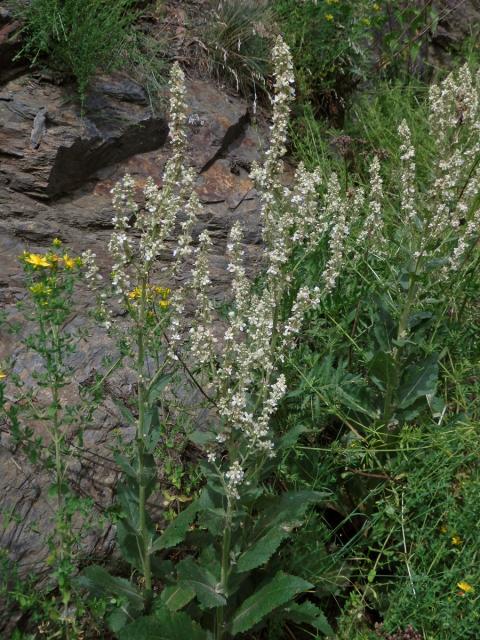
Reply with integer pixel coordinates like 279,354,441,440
2,1,480,639
14,0,139,104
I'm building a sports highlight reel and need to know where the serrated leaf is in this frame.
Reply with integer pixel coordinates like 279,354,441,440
282,601,333,635
76,565,144,611
237,527,290,573
177,558,226,608
151,499,199,552
230,571,312,635
398,354,439,409
160,583,195,612
118,612,209,640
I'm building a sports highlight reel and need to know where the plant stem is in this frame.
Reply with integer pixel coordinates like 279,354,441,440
137,277,152,597
383,273,418,426
215,500,232,640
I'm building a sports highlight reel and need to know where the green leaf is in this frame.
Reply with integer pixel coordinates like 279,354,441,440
107,608,130,633
151,499,200,552
113,399,136,425
147,372,173,403
398,354,439,409
177,558,226,609
277,424,308,451
368,350,398,392
160,583,195,612
282,601,333,635
114,453,138,480
116,520,144,572
230,571,312,635
118,612,210,640
256,490,328,536
188,429,216,446
237,527,290,573
76,565,144,611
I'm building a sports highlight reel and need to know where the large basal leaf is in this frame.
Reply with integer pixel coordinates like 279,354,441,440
160,583,196,612
118,611,210,640
76,565,144,611
282,601,333,635
176,558,226,609
230,571,312,635
398,354,439,409
237,527,291,573
368,350,398,392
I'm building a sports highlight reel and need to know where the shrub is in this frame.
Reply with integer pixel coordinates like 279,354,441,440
14,0,139,104
193,0,273,99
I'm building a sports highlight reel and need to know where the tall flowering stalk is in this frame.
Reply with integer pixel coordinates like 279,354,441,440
81,37,344,638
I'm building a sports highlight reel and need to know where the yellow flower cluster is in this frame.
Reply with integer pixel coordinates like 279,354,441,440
0,369,6,380
128,285,171,308
22,251,81,270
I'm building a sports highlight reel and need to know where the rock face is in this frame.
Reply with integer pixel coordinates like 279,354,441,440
0,12,265,611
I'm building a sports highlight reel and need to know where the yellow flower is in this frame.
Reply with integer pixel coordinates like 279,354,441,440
457,581,474,594
0,370,6,380
325,13,334,21
159,299,171,309
451,535,462,546
440,525,448,534
24,253,52,268
128,287,141,300
63,254,76,269
52,238,62,247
